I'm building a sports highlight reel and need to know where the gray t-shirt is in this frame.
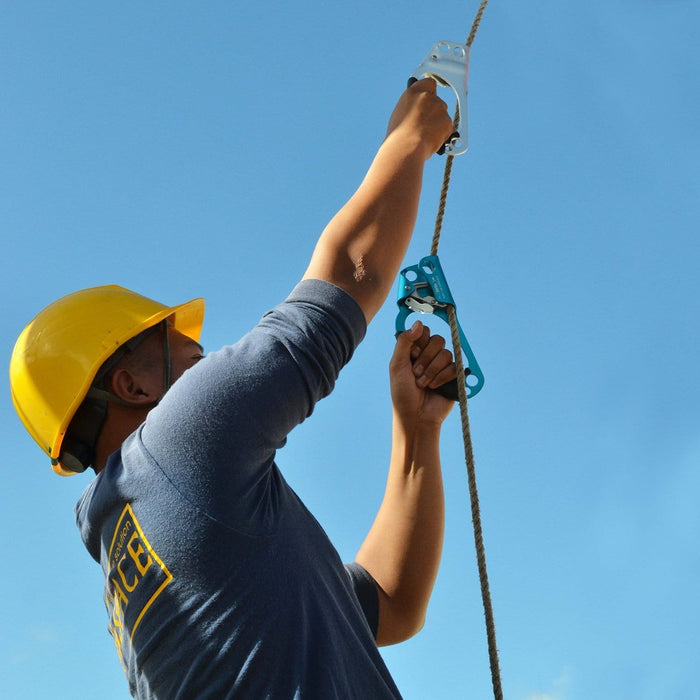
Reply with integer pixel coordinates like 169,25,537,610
75,280,403,699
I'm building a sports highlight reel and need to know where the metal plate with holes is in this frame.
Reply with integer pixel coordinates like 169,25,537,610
410,40,471,155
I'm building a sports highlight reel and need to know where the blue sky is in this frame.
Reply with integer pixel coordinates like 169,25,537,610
2,2,699,698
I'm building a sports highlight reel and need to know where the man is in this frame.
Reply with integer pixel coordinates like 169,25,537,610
11,79,458,698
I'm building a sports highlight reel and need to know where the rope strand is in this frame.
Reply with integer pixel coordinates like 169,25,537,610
429,2,503,697
445,306,502,700
431,105,459,256
466,0,491,48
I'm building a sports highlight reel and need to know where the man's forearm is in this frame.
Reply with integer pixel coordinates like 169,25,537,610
303,137,425,322
356,417,445,645
302,80,453,323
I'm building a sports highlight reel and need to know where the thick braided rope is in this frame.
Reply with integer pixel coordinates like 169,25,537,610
430,106,458,257
431,0,490,252
429,2,503,698
431,0,490,255
446,306,503,700
467,0,491,48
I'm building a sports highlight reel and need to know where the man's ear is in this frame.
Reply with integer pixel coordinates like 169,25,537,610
109,368,157,405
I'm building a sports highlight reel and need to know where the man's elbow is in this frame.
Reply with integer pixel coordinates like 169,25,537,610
303,254,388,323
337,254,390,323
376,605,428,647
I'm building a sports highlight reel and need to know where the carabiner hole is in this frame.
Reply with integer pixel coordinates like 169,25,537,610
405,269,418,282
437,42,450,52
422,261,435,275
466,373,480,387
403,312,439,333
453,46,466,58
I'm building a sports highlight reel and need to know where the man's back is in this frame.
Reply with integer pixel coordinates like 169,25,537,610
76,281,402,699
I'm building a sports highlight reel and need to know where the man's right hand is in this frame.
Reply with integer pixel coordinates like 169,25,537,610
390,321,457,429
385,78,454,161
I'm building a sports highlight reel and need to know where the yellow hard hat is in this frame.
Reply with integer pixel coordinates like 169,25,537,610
9,285,205,476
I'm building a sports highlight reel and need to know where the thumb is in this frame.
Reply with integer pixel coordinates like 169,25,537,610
396,320,423,346
392,320,424,362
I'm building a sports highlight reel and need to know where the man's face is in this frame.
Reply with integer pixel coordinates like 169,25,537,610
113,324,204,401
168,327,205,384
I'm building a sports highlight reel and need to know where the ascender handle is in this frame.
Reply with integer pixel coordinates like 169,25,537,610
410,40,471,156
396,255,484,399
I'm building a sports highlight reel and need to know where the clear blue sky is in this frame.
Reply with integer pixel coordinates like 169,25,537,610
2,2,699,698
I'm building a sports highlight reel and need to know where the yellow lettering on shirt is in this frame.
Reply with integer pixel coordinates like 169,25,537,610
105,504,173,672
126,531,153,576
116,554,138,593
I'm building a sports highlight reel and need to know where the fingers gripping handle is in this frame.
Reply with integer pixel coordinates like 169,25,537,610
396,255,484,399
406,76,460,156
409,40,471,156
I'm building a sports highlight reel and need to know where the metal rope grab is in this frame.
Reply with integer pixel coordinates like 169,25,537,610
398,2,503,698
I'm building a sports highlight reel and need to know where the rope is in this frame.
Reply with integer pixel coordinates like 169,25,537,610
429,2,504,698
466,0,491,48
431,0,490,252
446,305,503,700
430,104,459,256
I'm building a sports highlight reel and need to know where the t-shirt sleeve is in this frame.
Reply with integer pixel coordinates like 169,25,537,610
139,279,366,527
344,562,380,640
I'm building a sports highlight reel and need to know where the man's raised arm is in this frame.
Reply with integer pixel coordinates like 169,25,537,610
303,79,453,323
